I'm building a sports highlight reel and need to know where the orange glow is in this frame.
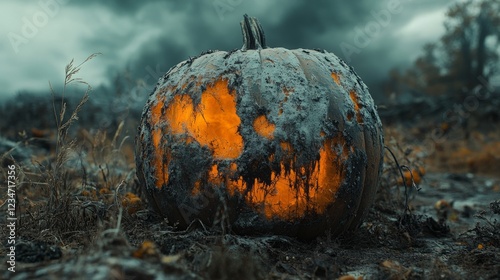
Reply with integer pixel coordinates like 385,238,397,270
163,78,244,159
280,142,292,151
220,136,350,220
165,95,194,134
149,79,243,189
132,240,157,259
331,72,341,85
282,86,294,96
251,163,309,219
208,164,221,185
230,162,238,172
122,192,143,215
151,128,169,189
150,97,164,124
149,77,353,219
349,90,363,123
152,129,162,149
397,167,424,186
150,97,169,189
316,138,346,210
253,115,275,139
192,181,201,196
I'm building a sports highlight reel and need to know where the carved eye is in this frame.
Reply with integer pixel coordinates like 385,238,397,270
135,15,384,239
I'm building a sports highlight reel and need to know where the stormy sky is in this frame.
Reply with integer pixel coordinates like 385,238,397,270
1,0,458,102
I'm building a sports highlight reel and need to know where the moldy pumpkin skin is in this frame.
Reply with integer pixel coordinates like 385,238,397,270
136,16,383,239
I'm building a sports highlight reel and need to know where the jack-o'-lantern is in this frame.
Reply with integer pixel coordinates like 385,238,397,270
136,15,383,239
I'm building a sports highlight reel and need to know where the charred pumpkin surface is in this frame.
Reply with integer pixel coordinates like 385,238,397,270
136,15,383,238
149,97,168,189
164,79,243,159
147,81,352,221
253,115,275,139
221,135,349,221
349,90,363,123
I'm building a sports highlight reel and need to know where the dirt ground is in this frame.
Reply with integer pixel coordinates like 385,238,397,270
1,92,499,279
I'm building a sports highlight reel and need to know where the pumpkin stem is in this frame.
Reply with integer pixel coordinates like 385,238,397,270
241,14,267,50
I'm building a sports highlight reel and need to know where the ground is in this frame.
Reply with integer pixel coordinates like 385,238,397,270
0,89,499,279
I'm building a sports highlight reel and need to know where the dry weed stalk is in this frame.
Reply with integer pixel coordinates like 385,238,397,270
36,53,104,238
48,53,100,200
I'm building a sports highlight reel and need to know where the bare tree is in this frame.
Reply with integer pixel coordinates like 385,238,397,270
385,0,500,98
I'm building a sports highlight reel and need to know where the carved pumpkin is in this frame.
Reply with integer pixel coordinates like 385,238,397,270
136,15,383,239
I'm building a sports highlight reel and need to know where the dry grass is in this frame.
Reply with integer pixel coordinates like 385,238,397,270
383,120,500,178
0,54,140,253
379,125,427,213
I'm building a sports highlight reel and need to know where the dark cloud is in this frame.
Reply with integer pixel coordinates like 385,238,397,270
129,35,187,88
263,0,383,48
69,0,166,14
4,0,458,100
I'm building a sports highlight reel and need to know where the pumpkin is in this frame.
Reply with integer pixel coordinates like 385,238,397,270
135,15,383,239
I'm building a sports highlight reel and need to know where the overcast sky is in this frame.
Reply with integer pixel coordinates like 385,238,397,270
1,0,458,101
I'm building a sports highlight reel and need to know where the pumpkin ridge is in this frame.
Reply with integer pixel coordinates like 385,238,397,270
343,128,369,233
347,122,383,232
